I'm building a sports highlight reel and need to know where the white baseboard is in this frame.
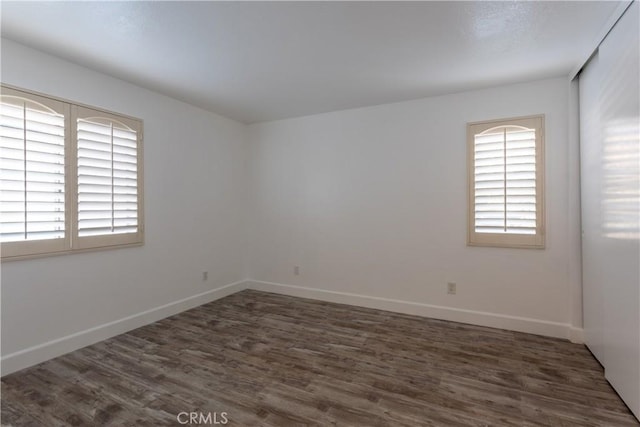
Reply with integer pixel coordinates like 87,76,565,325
3,278,585,376
1,280,247,376
246,280,583,342
569,326,585,344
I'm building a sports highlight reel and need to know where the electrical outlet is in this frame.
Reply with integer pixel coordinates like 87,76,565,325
447,282,456,295
294,266,300,276
202,271,208,281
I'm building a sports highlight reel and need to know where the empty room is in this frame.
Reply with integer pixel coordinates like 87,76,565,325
1,1,639,426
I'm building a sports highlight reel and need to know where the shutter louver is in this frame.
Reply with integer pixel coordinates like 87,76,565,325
1,99,66,243
77,118,138,238
474,126,537,235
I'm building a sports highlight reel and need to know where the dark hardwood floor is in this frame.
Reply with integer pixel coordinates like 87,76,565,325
2,290,638,426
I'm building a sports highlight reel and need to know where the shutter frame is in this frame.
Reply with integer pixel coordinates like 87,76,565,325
72,105,144,250
0,87,71,258
467,115,545,249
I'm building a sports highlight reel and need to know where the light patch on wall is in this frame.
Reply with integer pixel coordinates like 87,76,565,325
602,117,640,240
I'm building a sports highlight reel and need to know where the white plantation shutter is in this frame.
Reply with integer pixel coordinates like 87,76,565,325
0,89,69,257
74,106,142,249
474,127,537,234
0,85,143,261
468,116,544,248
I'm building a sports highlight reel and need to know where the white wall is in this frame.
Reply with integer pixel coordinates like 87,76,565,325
247,77,582,339
0,40,248,373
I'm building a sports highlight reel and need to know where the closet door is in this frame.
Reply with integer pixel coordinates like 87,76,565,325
579,52,605,365
580,1,639,419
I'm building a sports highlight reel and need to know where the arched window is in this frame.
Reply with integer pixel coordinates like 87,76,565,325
1,85,143,260
467,115,544,248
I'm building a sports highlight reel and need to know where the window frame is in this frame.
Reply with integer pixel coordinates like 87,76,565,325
467,115,545,249
1,84,144,261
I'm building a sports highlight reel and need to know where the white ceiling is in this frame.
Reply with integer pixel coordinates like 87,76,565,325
1,1,620,124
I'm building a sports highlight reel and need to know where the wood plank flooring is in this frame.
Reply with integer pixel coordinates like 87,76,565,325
2,290,638,426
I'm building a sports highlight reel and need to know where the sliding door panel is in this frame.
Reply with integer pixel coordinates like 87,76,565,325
580,1,639,419
597,2,640,417
579,52,605,365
